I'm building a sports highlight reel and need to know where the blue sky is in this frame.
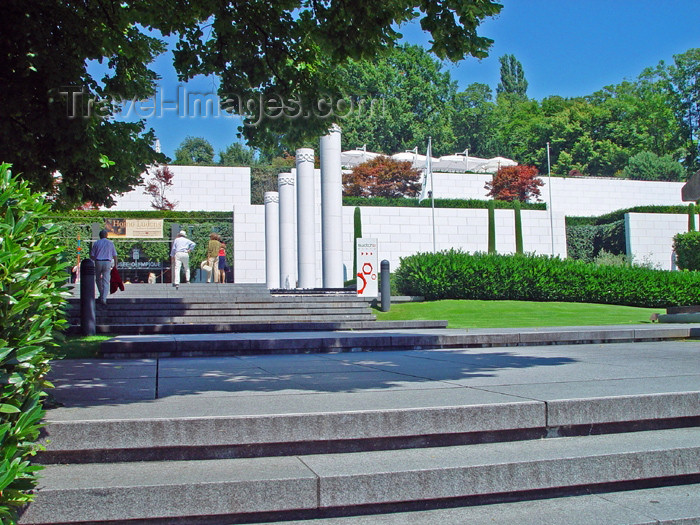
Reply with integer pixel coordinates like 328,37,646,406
126,0,700,159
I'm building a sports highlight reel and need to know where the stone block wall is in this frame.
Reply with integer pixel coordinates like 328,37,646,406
625,213,689,270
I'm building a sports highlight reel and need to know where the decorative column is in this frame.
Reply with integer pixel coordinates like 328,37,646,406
296,148,316,289
278,173,296,289
264,191,280,289
320,125,344,288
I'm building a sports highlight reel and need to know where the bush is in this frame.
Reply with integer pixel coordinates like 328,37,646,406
343,156,421,198
0,164,70,520
673,232,700,271
484,165,544,202
394,250,700,307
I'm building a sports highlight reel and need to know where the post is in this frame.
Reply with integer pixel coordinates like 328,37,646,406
278,173,296,289
296,148,316,289
547,142,555,256
264,192,280,289
380,259,391,312
80,258,96,336
320,125,344,288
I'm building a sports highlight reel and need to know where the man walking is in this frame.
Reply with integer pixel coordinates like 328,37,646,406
90,229,118,307
170,230,196,288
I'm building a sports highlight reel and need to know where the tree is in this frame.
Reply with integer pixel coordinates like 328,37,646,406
485,165,543,202
497,54,528,98
338,44,457,156
219,143,256,166
173,137,215,165
144,166,178,210
343,156,421,198
622,151,685,182
664,48,700,172
452,83,498,157
0,0,502,209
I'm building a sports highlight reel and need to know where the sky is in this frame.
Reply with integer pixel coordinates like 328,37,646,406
121,0,700,159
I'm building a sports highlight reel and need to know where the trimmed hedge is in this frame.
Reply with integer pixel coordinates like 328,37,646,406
394,250,700,307
0,164,70,520
673,232,700,271
342,196,546,210
567,205,691,226
566,220,626,262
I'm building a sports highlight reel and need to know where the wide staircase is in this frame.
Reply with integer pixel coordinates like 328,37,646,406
66,283,446,334
22,375,700,524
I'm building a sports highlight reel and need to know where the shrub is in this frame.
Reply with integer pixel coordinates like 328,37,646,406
343,156,421,198
484,165,544,202
0,164,70,520
566,220,625,262
394,250,700,307
673,232,700,271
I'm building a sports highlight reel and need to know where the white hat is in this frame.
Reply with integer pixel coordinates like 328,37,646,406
178,230,186,236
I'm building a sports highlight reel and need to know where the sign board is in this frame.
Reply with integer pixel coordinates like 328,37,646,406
105,219,163,239
356,238,378,298
681,169,700,202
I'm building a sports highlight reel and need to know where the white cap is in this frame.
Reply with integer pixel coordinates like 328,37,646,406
178,230,186,236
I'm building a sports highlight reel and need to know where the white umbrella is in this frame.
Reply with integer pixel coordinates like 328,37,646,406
477,156,518,173
391,151,437,169
340,146,382,168
433,154,488,173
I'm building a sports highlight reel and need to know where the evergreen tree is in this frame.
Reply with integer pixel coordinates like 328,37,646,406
496,54,528,98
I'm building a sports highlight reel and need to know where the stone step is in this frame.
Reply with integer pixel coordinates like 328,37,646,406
19,428,700,524
96,325,700,358
228,484,700,525
67,320,449,335
37,389,700,465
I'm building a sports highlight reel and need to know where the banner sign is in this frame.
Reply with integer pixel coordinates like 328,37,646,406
105,219,163,239
356,238,378,298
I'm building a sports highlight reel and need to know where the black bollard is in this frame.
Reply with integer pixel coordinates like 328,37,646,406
80,259,96,336
380,259,391,312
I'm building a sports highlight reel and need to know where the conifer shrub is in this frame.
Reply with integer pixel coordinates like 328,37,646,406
673,232,700,271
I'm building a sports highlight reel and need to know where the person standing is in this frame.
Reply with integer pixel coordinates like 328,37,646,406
170,230,196,287
218,242,228,283
206,233,221,283
90,229,118,306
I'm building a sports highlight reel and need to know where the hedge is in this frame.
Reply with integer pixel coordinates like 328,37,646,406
342,196,546,210
0,164,70,521
566,220,626,262
394,250,700,308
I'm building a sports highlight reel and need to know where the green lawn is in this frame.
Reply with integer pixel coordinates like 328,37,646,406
53,334,113,360
375,300,663,329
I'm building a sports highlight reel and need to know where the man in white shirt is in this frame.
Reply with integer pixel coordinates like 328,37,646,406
90,229,118,306
170,230,196,287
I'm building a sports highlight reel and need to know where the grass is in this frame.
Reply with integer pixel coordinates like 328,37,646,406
52,334,113,360
375,300,663,329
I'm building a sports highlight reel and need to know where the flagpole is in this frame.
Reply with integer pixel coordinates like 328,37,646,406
547,142,554,256
429,137,436,253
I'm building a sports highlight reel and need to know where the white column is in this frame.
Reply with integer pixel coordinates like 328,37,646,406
296,148,316,289
278,173,296,289
264,191,280,289
320,125,344,288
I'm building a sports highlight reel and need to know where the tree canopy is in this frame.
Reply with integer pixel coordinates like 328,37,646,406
173,137,215,165
0,0,502,208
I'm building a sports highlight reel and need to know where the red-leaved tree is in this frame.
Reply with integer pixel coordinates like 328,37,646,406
484,165,543,202
343,156,421,198
144,166,178,210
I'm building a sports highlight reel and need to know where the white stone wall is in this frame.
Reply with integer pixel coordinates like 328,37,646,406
233,203,567,284
107,165,251,211
625,213,689,271
431,173,686,217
